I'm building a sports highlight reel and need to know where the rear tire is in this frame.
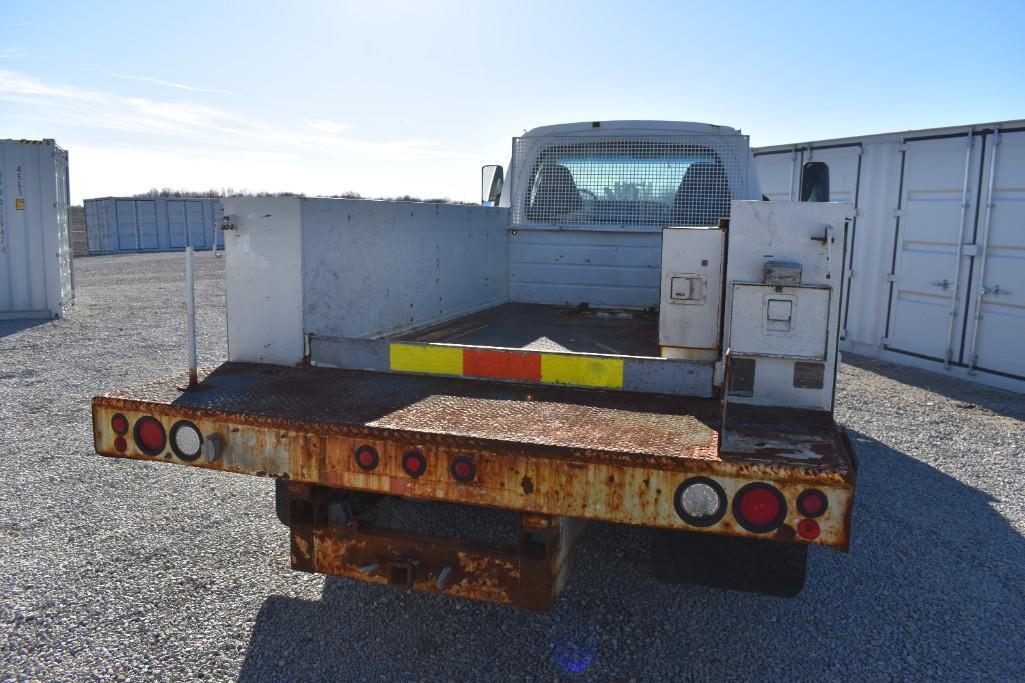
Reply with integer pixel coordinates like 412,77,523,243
650,529,807,597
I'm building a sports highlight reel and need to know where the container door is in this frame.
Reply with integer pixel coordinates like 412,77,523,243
753,150,799,201
54,150,73,305
102,201,116,252
136,201,159,250
85,202,99,253
884,134,983,363
962,129,1025,380
186,201,207,248
167,201,187,248
116,200,139,251
804,145,862,337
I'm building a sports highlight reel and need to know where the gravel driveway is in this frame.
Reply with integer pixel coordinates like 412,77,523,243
2,252,1023,681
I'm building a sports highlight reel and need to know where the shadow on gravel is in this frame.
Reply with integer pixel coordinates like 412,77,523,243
844,353,1025,420
0,319,52,339
238,430,1025,680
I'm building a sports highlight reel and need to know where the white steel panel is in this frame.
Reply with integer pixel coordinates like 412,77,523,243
725,201,852,411
0,139,72,319
508,229,661,308
728,284,830,359
301,200,510,339
885,135,982,363
964,130,1025,380
658,227,724,349
223,197,304,365
753,150,798,201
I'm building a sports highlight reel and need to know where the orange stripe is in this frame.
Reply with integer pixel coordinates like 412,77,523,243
464,348,542,381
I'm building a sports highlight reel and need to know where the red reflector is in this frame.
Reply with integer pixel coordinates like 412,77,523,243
111,414,129,435
797,489,827,517
114,436,127,452
402,450,427,478
134,417,166,455
797,518,821,540
354,445,379,471
733,483,786,533
450,455,475,482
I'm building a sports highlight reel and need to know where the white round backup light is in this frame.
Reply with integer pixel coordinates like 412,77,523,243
673,477,727,527
170,421,203,461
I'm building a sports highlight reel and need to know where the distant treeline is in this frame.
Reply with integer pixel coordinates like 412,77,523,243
133,188,472,205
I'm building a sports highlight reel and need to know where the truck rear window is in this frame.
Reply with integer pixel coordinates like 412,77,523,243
523,142,732,228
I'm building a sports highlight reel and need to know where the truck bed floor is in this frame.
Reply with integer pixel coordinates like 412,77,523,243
101,363,851,471
400,302,660,357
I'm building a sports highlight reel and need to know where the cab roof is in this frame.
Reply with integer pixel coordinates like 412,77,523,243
521,120,741,138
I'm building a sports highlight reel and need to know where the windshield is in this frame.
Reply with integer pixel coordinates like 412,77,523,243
524,142,732,227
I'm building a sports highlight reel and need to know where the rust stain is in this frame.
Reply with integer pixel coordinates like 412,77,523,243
90,363,857,551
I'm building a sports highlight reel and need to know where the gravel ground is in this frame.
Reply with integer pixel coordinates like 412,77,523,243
2,251,1023,681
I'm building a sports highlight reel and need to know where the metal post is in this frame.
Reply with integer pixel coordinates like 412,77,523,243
942,129,975,368
186,246,198,386
967,128,1001,373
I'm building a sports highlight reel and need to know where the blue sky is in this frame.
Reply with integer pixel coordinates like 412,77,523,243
2,0,1023,203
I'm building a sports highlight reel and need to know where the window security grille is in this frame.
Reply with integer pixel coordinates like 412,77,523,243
511,135,748,229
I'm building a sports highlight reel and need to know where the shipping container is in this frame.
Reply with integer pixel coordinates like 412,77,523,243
84,197,224,255
69,205,87,257
754,118,1025,394
0,139,73,320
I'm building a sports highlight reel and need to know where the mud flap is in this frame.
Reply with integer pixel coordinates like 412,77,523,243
650,529,807,597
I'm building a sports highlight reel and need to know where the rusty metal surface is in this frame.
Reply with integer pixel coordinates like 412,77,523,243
99,362,722,459
288,488,584,611
402,302,660,356
93,362,856,549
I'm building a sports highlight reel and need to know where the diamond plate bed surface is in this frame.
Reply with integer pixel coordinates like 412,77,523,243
101,362,720,458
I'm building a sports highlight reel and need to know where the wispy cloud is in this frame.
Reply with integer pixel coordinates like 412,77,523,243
111,72,236,96
0,68,460,162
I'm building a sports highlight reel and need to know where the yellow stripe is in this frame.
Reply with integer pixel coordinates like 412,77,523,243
389,344,463,375
540,354,624,389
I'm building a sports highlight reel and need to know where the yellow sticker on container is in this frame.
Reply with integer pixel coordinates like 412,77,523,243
15,198,24,210
389,343,463,376
540,354,624,389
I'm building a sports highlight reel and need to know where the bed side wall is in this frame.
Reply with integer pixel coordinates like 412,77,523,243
302,199,510,339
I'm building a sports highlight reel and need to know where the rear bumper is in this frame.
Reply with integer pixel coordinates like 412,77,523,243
92,363,855,550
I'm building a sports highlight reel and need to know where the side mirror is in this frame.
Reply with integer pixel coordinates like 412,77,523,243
800,162,829,202
481,165,504,206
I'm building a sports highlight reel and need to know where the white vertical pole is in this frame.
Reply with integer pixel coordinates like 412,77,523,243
186,246,197,386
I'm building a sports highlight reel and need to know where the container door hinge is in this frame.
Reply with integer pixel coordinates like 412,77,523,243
892,209,905,218
886,273,898,283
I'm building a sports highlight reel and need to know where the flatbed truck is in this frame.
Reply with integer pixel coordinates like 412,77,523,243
92,121,856,610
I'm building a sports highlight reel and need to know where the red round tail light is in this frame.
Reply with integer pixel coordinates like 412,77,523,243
797,518,821,540
450,455,476,483
111,413,129,435
355,445,380,472
133,416,166,455
797,489,828,518
402,450,427,478
733,483,787,533
114,436,128,452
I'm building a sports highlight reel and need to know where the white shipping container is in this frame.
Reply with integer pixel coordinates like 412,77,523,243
84,197,224,254
0,139,73,320
754,118,1025,394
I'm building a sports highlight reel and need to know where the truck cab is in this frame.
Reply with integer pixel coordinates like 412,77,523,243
92,120,855,610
